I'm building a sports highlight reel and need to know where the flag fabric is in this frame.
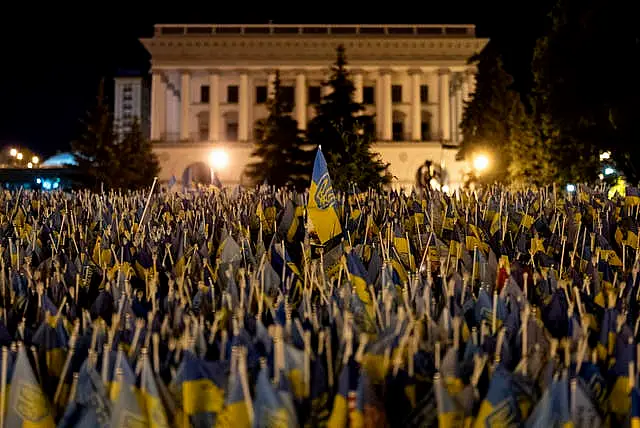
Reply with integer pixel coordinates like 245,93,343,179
308,148,342,244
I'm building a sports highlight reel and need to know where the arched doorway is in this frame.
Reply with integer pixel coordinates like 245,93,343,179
182,162,214,187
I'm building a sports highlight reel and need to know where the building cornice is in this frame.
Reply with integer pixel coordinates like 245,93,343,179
140,36,488,66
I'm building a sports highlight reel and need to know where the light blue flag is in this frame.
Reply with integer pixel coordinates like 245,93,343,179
58,361,111,428
6,345,56,428
110,377,147,427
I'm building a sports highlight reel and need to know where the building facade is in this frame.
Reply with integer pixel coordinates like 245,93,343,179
140,24,488,188
113,74,151,140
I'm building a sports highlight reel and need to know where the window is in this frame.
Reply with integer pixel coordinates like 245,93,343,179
392,122,404,141
363,86,374,105
308,86,321,104
200,85,210,103
392,85,402,103
420,85,429,103
226,122,238,141
281,86,294,112
421,121,431,140
256,86,268,104
227,85,239,103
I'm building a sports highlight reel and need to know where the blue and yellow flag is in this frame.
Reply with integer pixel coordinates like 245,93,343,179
308,148,342,244
6,345,55,428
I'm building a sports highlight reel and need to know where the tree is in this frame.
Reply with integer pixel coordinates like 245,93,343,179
71,79,120,190
531,0,640,183
508,102,557,186
459,43,533,185
72,79,160,190
306,45,391,191
117,119,160,190
245,70,311,190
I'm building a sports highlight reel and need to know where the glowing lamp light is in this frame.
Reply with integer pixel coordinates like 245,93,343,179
32,156,39,164
600,151,611,161
27,162,33,169
209,149,229,170
36,178,41,184
16,152,23,160
566,184,576,193
9,148,17,157
472,154,490,172
604,167,615,176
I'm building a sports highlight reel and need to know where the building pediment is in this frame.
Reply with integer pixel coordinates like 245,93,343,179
141,25,488,68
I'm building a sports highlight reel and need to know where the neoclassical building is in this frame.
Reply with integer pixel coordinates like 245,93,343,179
141,24,488,188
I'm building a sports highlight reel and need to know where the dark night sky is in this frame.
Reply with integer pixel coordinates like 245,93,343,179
0,2,555,158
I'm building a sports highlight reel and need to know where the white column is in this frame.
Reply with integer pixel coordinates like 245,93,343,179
295,72,308,130
381,70,392,141
267,70,277,99
455,78,463,143
467,69,477,97
438,68,451,142
208,71,220,142
180,71,191,141
353,71,364,104
239,71,250,142
151,71,166,140
410,70,422,141
461,74,470,103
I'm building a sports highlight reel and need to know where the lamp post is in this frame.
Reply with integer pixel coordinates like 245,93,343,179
208,149,229,186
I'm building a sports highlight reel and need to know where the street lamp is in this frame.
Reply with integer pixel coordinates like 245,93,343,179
27,162,33,169
472,153,490,173
9,148,17,157
209,149,229,170
32,156,39,165
16,152,23,161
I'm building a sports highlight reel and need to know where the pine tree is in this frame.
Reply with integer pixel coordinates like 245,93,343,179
71,79,120,190
306,45,391,191
72,80,159,191
245,71,311,190
118,118,160,190
458,43,526,185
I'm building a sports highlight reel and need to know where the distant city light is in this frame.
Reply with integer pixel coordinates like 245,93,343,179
604,167,615,176
16,152,23,160
209,149,229,170
566,184,576,192
600,151,611,161
27,162,33,168
472,153,490,172
9,148,17,157
32,156,39,164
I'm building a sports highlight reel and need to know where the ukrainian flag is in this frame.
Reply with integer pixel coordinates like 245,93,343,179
170,351,227,428
308,148,342,244
627,187,640,206
215,366,250,428
140,356,171,428
632,386,640,428
6,345,55,428
111,369,148,427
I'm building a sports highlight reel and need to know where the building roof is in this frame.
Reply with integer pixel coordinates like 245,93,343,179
41,152,77,167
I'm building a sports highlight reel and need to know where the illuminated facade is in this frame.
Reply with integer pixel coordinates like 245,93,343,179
140,24,488,188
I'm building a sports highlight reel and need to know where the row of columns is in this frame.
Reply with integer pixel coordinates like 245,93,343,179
150,68,476,143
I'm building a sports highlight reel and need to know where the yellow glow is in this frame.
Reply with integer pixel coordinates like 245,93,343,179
472,154,489,172
9,148,17,157
32,156,39,164
27,162,33,169
209,149,229,170
16,152,23,160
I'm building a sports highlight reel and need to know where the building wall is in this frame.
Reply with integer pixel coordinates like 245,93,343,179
142,24,487,190
153,142,468,190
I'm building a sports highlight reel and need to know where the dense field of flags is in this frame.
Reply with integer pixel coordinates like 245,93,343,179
2,150,640,427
